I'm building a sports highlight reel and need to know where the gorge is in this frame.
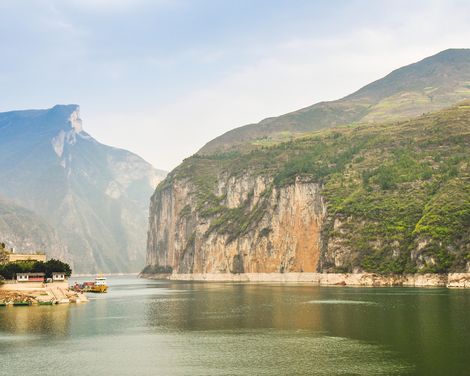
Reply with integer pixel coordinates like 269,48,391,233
145,49,470,283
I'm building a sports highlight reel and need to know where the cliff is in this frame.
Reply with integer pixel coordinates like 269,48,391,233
147,50,470,277
146,103,470,275
147,175,325,273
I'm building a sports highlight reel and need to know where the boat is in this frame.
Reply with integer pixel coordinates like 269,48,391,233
38,301,54,306
72,276,108,293
89,276,108,293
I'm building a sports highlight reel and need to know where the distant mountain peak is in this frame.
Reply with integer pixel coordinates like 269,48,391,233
47,104,83,132
50,105,84,159
68,106,83,133
0,104,167,273
50,104,80,113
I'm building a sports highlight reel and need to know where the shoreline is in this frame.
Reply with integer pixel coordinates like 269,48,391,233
140,272,470,288
0,281,88,305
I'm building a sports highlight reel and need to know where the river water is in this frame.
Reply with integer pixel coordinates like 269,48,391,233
0,276,469,375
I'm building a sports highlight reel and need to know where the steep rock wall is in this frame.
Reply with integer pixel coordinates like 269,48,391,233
147,102,470,277
147,176,326,274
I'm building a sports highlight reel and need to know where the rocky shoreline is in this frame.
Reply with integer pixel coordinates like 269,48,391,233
0,282,88,305
141,272,470,288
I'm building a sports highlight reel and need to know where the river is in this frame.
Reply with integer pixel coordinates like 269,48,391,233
0,276,469,375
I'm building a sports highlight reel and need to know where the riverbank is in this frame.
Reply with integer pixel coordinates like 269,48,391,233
0,281,88,305
140,272,470,288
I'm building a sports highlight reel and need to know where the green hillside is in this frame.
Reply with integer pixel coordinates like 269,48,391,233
199,49,470,155
164,102,470,274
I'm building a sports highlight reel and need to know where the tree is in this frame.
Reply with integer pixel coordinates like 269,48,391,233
0,259,72,279
43,259,72,278
0,262,23,280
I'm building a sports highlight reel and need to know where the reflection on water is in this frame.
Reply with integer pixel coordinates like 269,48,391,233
0,304,71,337
1,277,470,375
305,299,378,305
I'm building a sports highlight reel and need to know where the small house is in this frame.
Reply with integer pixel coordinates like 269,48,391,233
16,273,45,282
52,272,66,281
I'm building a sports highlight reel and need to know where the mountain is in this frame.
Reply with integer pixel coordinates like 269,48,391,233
146,50,470,276
200,48,470,154
0,105,166,273
0,197,69,262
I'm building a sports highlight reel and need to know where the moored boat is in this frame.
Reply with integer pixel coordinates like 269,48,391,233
72,275,108,293
38,301,54,306
88,276,108,293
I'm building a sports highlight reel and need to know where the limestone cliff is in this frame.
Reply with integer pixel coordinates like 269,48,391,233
147,175,326,274
147,51,470,277
146,103,470,276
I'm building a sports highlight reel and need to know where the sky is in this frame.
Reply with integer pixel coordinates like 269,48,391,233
1,0,470,171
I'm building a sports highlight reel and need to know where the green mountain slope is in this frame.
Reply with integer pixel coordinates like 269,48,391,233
154,102,470,274
199,49,470,155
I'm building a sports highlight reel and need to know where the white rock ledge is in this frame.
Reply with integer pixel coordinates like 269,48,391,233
141,272,470,288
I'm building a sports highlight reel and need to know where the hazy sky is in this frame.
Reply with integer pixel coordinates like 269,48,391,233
1,0,470,170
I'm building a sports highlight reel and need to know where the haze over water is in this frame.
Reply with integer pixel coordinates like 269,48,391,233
1,277,469,375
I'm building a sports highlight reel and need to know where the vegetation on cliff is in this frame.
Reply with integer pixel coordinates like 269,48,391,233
141,264,173,274
158,102,470,274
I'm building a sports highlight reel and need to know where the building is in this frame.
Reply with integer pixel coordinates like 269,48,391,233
16,273,45,282
7,253,46,263
52,272,66,281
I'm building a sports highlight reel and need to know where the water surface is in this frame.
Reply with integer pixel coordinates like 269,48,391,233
1,277,469,375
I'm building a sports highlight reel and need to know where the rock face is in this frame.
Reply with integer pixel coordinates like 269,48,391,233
147,175,326,274
0,105,166,273
146,50,470,278
146,103,470,276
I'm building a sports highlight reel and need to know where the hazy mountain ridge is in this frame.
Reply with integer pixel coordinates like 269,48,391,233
0,197,69,262
0,105,166,273
199,49,470,154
